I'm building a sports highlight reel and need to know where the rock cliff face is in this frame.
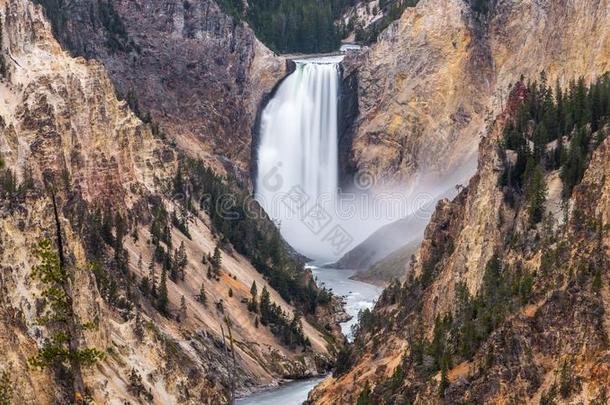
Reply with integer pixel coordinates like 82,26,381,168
309,77,610,404
34,0,286,177
345,0,610,189
0,1,337,403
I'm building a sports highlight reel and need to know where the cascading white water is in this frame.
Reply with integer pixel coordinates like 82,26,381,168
258,58,340,204
255,55,463,262
255,56,343,261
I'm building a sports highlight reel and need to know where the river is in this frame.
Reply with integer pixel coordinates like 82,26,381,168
247,49,385,404
311,266,382,342
236,266,382,405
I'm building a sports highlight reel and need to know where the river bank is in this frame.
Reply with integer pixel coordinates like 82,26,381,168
237,266,382,404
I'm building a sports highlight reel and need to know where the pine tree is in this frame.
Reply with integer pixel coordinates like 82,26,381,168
439,355,450,397
525,163,547,224
157,267,169,315
133,310,144,341
248,280,259,312
211,244,222,274
206,265,213,279
148,260,157,297
28,239,104,400
259,286,271,325
179,295,187,322
175,241,188,280
356,380,372,405
139,275,150,296
199,282,207,305
127,368,146,398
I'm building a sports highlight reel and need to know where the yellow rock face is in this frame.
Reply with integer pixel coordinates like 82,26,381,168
348,0,610,190
0,1,331,403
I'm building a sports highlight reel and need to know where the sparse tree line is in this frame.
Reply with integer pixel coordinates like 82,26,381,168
352,0,419,44
342,72,610,403
499,72,610,225
171,158,333,317
246,281,310,349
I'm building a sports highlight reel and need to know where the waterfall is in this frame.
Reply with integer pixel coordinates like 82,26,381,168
255,56,343,261
255,55,469,264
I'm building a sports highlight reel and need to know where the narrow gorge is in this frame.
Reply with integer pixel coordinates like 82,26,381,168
1,0,610,404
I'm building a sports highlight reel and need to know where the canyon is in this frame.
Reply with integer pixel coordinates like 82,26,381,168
0,0,342,403
1,0,610,403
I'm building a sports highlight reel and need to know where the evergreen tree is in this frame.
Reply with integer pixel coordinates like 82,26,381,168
259,286,272,325
199,282,207,305
561,127,589,198
525,163,547,224
133,310,144,341
139,276,150,296
148,260,157,297
172,241,188,281
211,244,222,274
28,239,104,400
333,346,354,376
439,355,450,397
157,267,169,315
179,295,187,322
248,280,259,312
356,381,373,405
127,368,147,398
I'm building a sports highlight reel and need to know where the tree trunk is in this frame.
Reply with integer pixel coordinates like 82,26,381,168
50,190,86,403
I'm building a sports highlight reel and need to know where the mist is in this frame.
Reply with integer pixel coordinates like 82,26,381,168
255,55,478,263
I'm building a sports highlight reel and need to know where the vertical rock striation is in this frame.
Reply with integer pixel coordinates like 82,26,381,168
0,1,337,403
346,0,610,189
34,0,286,176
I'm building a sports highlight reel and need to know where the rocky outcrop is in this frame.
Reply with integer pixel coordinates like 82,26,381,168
330,213,427,272
345,0,610,189
34,0,286,177
309,78,610,404
0,1,337,403
338,59,360,187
